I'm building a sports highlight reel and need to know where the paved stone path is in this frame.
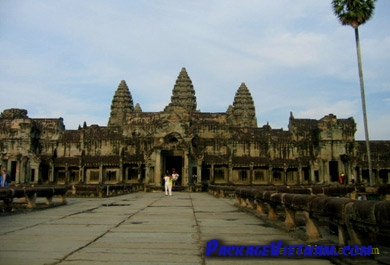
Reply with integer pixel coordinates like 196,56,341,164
0,192,332,265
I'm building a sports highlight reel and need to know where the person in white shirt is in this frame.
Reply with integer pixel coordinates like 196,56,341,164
164,171,173,196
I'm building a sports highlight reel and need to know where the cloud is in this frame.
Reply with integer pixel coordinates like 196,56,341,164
0,0,389,141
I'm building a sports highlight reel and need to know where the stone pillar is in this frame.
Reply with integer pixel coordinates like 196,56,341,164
310,165,315,184
283,166,288,185
228,162,233,183
119,157,123,183
33,166,38,183
317,160,325,184
50,161,55,183
210,163,215,183
298,165,302,185
183,151,189,185
249,163,254,185
65,163,69,184
16,160,21,183
80,165,85,183
145,164,150,184
154,149,161,185
268,166,273,184
197,161,202,184
99,163,103,184
20,159,26,183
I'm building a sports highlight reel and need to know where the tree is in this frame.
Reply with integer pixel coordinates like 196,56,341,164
332,0,377,186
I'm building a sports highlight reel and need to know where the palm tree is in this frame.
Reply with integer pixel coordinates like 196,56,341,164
332,0,377,186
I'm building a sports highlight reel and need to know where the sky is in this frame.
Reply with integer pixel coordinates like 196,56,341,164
1,1,389,140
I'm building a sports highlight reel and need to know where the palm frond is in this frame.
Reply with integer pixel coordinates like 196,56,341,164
332,0,376,28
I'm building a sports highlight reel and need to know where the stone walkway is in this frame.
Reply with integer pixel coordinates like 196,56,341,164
0,192,333,265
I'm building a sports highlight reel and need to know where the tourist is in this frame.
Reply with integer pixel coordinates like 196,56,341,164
164,171,172,196
338,174,344,184
351,175,355,185
171,168,179,186
0,169,8,187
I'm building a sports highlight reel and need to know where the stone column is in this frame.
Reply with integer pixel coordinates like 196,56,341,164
316,160,324,184
65,163,69,184
99,163,103,184
210,163,215,184
298,165,302,185
310,165,315,184
197,161,202,184
119,156,124,183
16,160,21,183
249,163,254,185
283,165,288,185
154,149,161,185
80,165,85,183
268,166,273,184
50,161,55,183
138,163,143,183
19,159,25,183
228,162,233,183
183,151,189,185
145,163,150,184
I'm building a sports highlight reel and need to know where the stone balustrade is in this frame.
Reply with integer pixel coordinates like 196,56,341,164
0,185,68,212
67,183,143,197
209,184,390,247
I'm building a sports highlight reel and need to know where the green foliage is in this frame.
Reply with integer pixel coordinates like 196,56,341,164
332,0,377,28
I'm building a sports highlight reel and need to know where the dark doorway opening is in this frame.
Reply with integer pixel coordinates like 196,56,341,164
302,167,309,182
379,169,389,184
165,156,183,185
41,164,50,183
31,169,35,182
329,161,339,182
11,161,17,182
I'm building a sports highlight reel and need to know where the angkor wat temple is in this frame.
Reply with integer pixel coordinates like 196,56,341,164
1,68,389,188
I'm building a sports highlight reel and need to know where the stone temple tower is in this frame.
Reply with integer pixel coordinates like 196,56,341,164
108,80,134,126
227,82,257,127
164,67,197,113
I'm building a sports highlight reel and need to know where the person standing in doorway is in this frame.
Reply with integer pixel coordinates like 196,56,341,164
171,168,179,186
164,171,172,196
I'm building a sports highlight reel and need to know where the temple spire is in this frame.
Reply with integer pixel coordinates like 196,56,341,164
108,80,134,126
228,82,257,127
164,67,197,113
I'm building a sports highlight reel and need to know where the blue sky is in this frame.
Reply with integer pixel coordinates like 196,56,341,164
1,0,389,140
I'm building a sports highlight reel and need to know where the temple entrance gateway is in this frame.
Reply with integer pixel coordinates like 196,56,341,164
162,151,183,186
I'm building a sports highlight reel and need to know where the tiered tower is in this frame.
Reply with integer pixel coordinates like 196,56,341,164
228,82,257,127
164,67,197,113
108,80,134,126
